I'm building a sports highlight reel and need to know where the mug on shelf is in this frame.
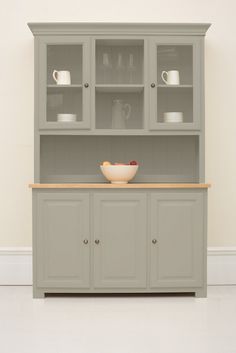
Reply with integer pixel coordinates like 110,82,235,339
161,70,180,85
163,112,183,123
53,70,71,85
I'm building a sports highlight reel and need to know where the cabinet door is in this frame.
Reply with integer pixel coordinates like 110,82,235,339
93,193,147,288
36,193,90,288
149,36,202,130
150,193,204,288
38,36,90,130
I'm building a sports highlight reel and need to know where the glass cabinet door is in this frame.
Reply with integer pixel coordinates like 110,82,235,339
94,38,146,130
149,37,201,130
38,36,90,129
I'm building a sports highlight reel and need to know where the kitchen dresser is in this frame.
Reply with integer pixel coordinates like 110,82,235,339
28,23,211,298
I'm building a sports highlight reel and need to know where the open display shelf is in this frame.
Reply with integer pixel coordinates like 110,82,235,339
40,135,199,183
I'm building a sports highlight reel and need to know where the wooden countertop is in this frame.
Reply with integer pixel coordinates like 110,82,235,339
29,183,211,189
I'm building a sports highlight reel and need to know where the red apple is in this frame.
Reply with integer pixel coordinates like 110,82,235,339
129,160,138,165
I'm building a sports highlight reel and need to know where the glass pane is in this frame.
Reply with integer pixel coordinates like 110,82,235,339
157,45,193,85
46,44,83,123
96,40,144,84
157,87,193,123
47,45,83,84
47,87,82,123
95,89,144,129
157,45,193,124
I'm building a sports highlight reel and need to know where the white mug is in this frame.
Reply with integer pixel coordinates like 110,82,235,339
164,112,183,123
161,70,180,85
53,70,71,85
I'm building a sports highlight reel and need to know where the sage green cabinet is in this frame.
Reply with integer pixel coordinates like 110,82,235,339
36,193,90,288
150,193,204,288
93,193,147,288
29,23,210,299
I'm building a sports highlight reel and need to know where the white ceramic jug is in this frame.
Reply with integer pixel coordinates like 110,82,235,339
111,100,131,129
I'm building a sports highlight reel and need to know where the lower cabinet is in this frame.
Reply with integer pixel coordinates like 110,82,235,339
33,190,207,297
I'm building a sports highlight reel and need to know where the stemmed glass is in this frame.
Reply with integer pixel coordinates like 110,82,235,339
100,52,112,83
116,53,125,84
127,53,136,84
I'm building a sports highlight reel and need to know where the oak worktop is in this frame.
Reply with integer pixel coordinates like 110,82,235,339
29,183,210,189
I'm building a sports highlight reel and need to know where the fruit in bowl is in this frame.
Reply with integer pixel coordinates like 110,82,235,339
102,161,111,166
100,161,139,184
129,160,138,165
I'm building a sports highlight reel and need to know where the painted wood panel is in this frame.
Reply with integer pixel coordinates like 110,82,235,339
93,193,147,288
36,193,90,288
150,193,204,288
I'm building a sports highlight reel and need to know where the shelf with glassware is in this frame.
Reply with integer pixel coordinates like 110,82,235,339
94,39,141,130
94,39,145,130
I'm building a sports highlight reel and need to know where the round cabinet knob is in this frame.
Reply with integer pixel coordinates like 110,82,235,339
152,239,157,244
151,83,156,88
95,239,100,245
83,239,88,244
84,83,89,88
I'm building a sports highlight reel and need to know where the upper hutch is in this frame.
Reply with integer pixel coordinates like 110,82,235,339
29,23,210,298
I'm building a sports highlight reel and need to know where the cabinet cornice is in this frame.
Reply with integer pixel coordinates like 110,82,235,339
28,22,211,36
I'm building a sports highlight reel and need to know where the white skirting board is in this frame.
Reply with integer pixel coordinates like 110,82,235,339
0,247,236,286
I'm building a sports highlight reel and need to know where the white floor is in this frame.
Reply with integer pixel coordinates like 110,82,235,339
0,286,236,353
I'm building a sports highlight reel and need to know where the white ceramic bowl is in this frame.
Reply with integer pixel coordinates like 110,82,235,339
57,114,77,122
100,165,139,184
163,112,183,123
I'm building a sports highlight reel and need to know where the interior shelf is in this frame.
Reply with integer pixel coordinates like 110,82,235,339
95,91,144,129
47,44,83,85
157,87,193,124
47,86,82,122
95,84,144,93
96,39,144,85
47,84,83,89
157,84,193,88
157,45,193,85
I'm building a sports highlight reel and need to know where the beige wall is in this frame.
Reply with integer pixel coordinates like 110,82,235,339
0,0,235,247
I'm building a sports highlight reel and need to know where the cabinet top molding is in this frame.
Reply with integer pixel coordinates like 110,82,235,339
27,22,211,36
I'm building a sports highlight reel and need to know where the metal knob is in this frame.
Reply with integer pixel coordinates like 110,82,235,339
95,239,100,245
152,239,157,244
84,83,89,88
151,83,156,88
83,239,88,244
